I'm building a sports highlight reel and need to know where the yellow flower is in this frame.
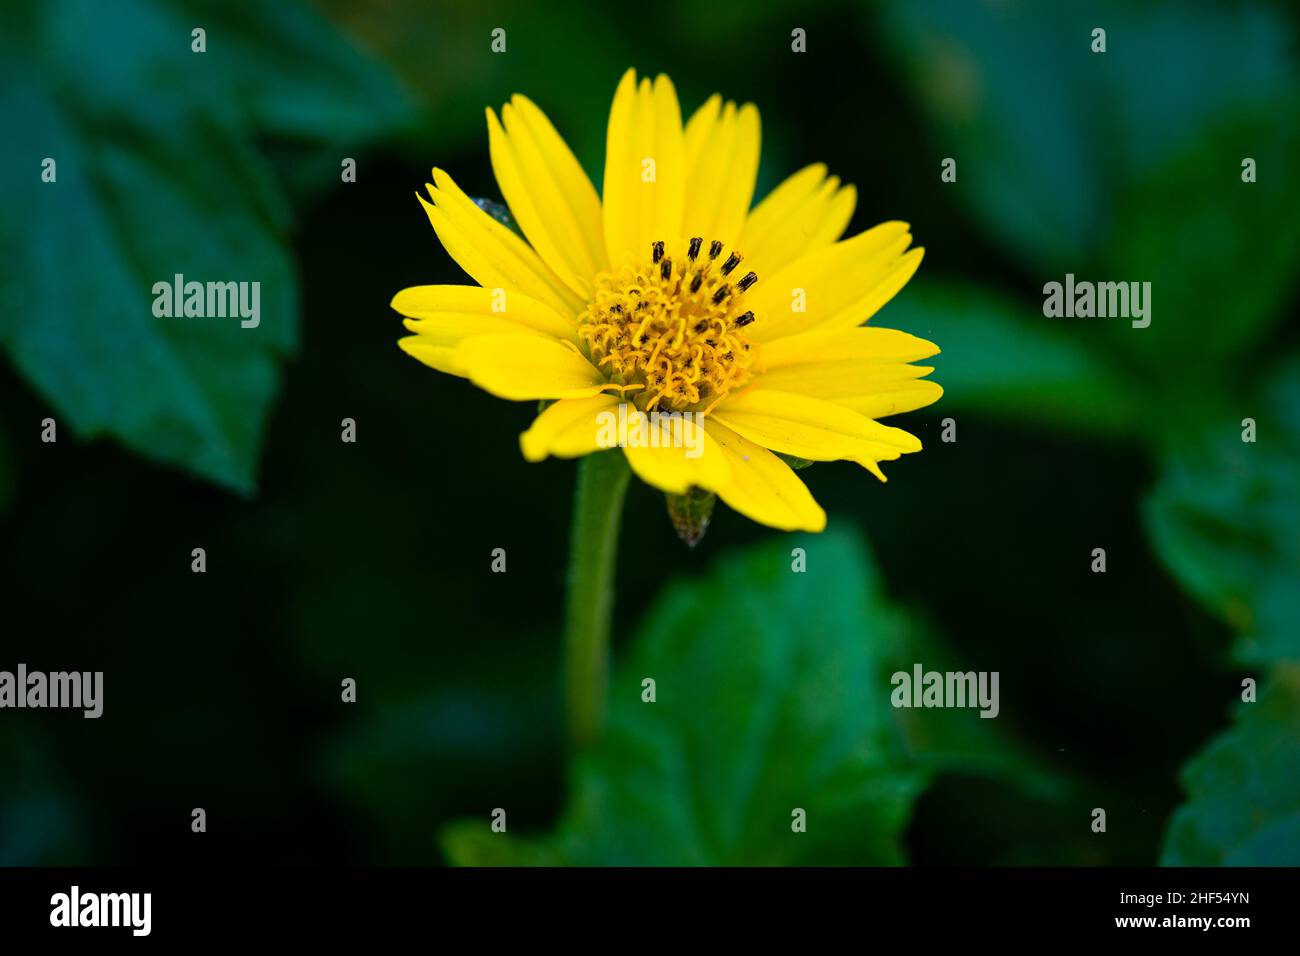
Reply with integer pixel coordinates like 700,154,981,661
393,69,941,533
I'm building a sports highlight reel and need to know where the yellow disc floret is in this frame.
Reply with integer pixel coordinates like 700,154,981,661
577,237,761,413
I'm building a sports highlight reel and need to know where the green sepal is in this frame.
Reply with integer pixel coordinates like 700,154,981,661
665,487,716,548
776,453,815,471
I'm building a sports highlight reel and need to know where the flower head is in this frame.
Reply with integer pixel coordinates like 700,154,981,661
394,70,941,533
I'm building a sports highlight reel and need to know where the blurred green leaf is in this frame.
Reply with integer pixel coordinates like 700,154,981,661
443,528,1055,865
1161,667,1300,865
879,0,1299,263
0,727,86,865
1101,110,1300,378
879,0,1300,378
0,0,408,492
182,0,413,146
317,0,630,171
1143,359,1300,664
879,0,1111,271
880,622,1063,802
440,822,560,867
320,643,566,863
881,280,1143,438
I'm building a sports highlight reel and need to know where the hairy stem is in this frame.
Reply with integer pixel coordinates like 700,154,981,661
563,450,632,751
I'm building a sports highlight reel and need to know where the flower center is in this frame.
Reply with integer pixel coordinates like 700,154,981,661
578,237,759,413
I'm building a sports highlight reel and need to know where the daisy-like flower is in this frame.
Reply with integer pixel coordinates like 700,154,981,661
394,69,941,534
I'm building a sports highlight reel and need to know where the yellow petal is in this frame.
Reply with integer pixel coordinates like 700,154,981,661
737,164,856,279
804,246,924,335
393,285,577,342
746,222,921,342
704,419,826,532
401,314,552,354
520,394,621,461
622,414,729,495
454,334,608,401
398,336,466,376
755,365,943,420
833,380,945,419
758,326,941,369
602,70,685,268
710,389,922,471
756,360,933,396
682,97,760,252
683,94,721,171
487,96,605,298
752,328,943,419
418,169,584,318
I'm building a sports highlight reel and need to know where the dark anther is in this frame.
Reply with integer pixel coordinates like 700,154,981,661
712,285,730,304
690,273,703,294
734,310,755,327
610,304,623,313
708,240,723,260
737,271,757,292
688,237,702,260
652,240,665,263
694,320,708,333
720,252,742,275
660,258,672,281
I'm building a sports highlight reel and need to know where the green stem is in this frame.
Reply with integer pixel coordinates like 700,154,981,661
563,450,632,752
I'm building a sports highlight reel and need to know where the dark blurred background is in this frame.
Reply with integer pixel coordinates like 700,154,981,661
2,0,1298,866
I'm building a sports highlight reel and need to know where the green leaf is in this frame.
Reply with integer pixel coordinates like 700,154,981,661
316,0,633,168
443,528,1057,865
183,0,413,146
879,622,1063,802
1099,109,1300,379
1161,667,1300,866
440,821,559,867
0,727,86,865
878,1,1111,272
0,0,408,492
320,632,566,863
880,280,1143,438
878,0,1300,277
1143,359,1300,664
